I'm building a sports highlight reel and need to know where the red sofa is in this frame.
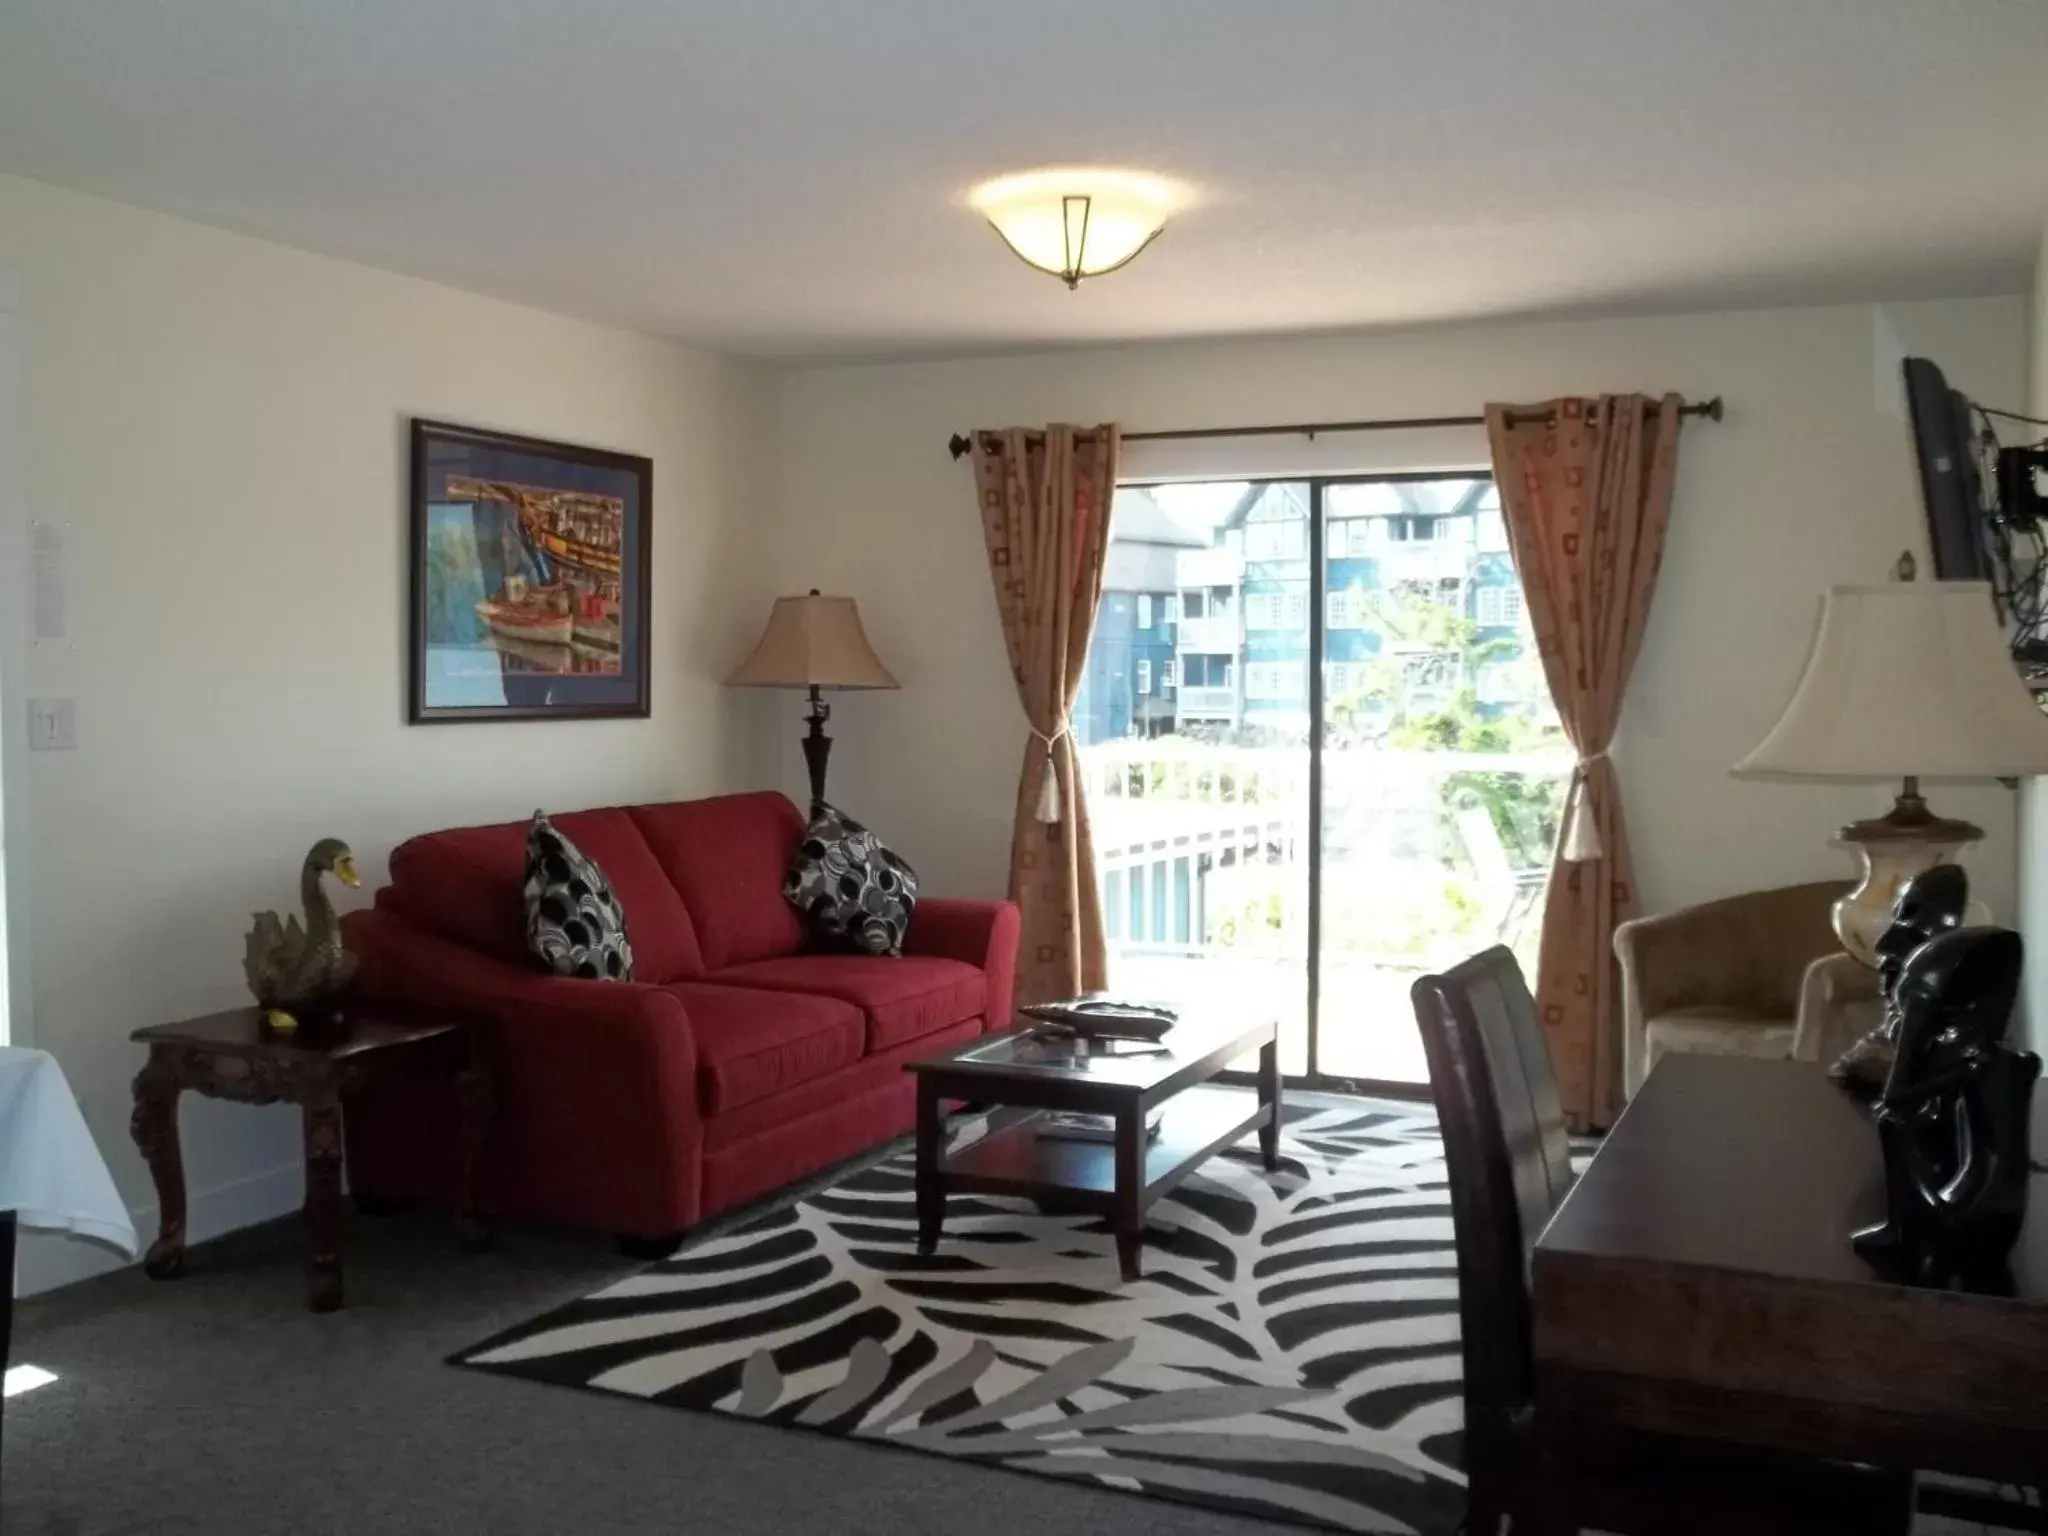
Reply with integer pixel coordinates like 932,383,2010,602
340,791,1018,1245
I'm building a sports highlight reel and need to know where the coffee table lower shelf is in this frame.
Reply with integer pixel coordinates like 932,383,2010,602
918,1085,1277,1280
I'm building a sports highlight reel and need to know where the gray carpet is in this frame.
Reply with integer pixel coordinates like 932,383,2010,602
7,1180,2037,1535
4,1187,1299,1536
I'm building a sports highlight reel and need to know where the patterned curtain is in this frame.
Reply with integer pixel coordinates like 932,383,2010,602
967,425,1118,1006
1485,395,1683,1130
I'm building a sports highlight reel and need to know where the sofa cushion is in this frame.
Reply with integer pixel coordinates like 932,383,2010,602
388,808,704,982
669,983,864,1116
523,812,635,981
708,954,985,1054
628,794,807,970
784,802,919,956
1644,1007,1797,1085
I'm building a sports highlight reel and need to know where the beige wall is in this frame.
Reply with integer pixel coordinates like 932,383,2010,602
0,174,777,1290
769,296,2028,928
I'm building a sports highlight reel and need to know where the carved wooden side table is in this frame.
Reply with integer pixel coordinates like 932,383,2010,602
129,1005,492,1312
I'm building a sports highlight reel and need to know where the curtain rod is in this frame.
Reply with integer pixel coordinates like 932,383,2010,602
945,396,1723,460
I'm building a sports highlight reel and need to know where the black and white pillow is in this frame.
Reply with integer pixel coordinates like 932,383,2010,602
524,812,634,981
784,803,918,957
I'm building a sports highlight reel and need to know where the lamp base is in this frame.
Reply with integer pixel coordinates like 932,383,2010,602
800,686,832,813
1832,777,1983,968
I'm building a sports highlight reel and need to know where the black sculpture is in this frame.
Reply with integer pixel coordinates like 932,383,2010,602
1832,863,1972,1092
1850,925,2040,1290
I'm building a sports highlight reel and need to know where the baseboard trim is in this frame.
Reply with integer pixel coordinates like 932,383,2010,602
16,1161,304,1297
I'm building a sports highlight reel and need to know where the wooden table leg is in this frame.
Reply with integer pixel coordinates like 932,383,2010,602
1525,1375,1581,1536
130,1051,187,1280
453,1034,495,1253
302,1081,345,1313
915,1079,944,1256
1258,1036,1282,1171
1114,1105,1146,1281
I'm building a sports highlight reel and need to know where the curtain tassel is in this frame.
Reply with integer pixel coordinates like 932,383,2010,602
1032,725,1069,824
1560,754,1608,862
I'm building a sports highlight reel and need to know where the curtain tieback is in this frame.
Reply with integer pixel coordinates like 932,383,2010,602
1029,723,1070,825
1560,751,1611,864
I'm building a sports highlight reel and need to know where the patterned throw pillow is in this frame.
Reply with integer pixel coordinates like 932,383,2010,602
523,812,634,981
783,803,919,956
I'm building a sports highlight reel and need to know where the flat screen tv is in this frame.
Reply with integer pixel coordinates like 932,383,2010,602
1903,355,1988,580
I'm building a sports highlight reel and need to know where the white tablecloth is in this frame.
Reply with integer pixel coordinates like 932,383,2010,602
0,1047,137,1258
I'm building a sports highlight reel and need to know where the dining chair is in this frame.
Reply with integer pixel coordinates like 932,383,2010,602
1411,945,1911,1536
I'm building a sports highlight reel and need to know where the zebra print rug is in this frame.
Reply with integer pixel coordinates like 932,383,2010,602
451,1095,2035,1535
456,1095,1464,1533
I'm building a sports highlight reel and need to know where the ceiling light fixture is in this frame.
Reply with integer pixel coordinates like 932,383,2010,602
969,168,1184,290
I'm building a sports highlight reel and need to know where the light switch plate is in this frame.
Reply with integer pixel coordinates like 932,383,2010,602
28,697,76,751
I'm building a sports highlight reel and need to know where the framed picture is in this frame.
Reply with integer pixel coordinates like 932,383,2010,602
409,419,652,723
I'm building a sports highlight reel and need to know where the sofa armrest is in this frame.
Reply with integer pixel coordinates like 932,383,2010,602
342,908,702,1227
904,898,1021,1030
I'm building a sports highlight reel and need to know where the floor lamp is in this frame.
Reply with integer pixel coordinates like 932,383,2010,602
728,591,899,810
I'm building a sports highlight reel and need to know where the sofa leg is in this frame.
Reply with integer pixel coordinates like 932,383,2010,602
616,1231,687,1261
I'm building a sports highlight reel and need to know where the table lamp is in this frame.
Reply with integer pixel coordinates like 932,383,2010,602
1734,573,2048,966
727,591,898,810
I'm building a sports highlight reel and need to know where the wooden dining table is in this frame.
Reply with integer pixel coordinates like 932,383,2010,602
1530,1053,2048,1530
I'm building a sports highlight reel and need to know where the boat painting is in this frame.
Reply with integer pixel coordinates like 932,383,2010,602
411,421,651,722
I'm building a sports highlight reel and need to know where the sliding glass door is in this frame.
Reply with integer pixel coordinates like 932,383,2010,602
1076,473,1567,1090
1080,483,1313,1073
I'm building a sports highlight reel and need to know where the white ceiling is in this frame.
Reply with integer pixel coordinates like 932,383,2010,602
2,0,2044,361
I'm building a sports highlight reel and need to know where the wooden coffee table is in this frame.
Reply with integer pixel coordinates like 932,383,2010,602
907,1013,1279,1280
129,1005,493,1312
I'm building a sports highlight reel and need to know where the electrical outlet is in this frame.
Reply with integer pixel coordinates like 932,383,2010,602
28,698,76,751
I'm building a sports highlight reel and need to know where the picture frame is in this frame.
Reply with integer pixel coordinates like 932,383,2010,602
408,419,652,723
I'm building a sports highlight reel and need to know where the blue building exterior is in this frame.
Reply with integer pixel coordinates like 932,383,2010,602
1165,477,1531,740
1073,489,1204,745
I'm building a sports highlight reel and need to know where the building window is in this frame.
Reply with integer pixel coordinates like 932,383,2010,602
1475,585,1525,627
1327,661,1351,696
1327,589,1370,630
1161,659,1176,691
1327,517,1384,559
1246,517,1307,562
1247,591,1310,630
1136,659,1153,695
1393,514,1441,544
1245,661,1305,701
1182,590,1206,620
1137,594,1153,630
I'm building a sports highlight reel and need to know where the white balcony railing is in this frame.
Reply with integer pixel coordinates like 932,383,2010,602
1175,616,1240,652
1173,685,1237,718
1081,738,1569,975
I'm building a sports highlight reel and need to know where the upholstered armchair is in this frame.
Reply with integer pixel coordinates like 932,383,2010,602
1613,880,1852,1100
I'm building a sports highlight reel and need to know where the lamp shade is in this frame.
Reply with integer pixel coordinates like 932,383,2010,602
1734,581,2048,782
727,594,898,691
970,168,1181,289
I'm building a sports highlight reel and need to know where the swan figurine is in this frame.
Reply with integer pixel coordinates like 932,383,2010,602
244,838,361,1030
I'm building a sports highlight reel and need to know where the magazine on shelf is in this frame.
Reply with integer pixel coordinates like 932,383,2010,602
1037,1107,1166,1145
